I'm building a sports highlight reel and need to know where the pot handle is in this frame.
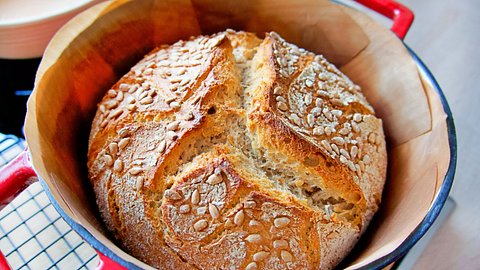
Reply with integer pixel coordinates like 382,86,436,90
0,150,127,269
354,0,414,39
0,149,38,270
96,251,127,270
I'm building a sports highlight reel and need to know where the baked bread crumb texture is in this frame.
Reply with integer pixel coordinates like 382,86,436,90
87,30,387,270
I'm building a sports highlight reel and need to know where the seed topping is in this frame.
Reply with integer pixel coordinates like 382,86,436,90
280,250,293,262
129,167,142,175
197,206,207,215
253,251,270,262
118,128,130,138
353,113,362,122
234,210,245,226
119,83,129,91
305,79,314,87
340,149,350,159
140,96,153,105
273,217,291,228
107,89,116,98
350,146,358,159
332,137,345,145
104,154,113,166
339,127,349,135
113,159,123,172
116,91,124,102
166,131,178,141
324,126,332,136
109,143,118,157
245,234,262,244
290,113,301,126
340,155,348,164
246,262,257,270
209,203,220,219
347,161,356,171
179,204,191,214
276,96,287,103
249,220,261,227
165,189,182,201
136,177,144,191
191,189,200,205
167,121,180,131
331,143,340,155
277,102,288,111
118,138,130,149
273,239,289,249
321,140,332,152
158,140,166,153
307,114,315,127
225,218,234,228
193,219,208,232
109,109,123,119
206,172,223,185
170,101,181,109
127,104,137,111
244,201,256,209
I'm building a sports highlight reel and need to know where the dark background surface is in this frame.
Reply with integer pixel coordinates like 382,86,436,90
0,58,41,137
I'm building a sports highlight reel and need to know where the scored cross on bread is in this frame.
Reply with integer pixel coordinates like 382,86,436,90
87,30,387,270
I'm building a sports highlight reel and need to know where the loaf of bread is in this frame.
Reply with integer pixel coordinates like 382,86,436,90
87,30,387,270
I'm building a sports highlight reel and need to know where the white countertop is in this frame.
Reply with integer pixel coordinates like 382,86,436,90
399,0,480,269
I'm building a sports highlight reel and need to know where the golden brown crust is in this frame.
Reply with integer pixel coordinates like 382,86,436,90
88,30,387,269
246,33,387,229
162,156,320,269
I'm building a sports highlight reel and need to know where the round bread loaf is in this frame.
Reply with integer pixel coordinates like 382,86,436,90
87,30,387,270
